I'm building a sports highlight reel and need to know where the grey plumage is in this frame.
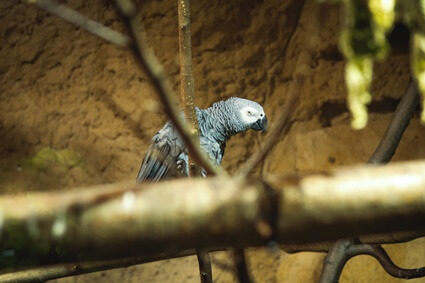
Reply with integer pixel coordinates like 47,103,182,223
136,97,268,182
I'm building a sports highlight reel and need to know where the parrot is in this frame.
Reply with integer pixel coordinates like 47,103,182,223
136,97,268,182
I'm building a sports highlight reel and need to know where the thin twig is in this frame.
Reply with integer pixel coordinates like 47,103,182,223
236,0,307,177
29,0,129,46
0,250,198,283
282,230,425,253
319,79,421,283
319,240,425,282
355,245,425,279
232,249,253,283
113,0,224,177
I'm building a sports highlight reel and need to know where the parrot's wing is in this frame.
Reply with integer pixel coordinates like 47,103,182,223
136,122,186,183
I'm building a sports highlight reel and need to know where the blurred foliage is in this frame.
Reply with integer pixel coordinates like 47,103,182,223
412,32,425,122
0,148,85,194
345,57,373,129
24,147,83,173
320,0,425,129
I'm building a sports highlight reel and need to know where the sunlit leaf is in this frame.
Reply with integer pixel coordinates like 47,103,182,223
345,57,373,129
412,32,425,124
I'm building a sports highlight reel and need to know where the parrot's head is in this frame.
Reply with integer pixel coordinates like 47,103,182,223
227,97,268,132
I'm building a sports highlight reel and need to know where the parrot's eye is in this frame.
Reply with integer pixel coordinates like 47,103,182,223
260,114,263,117
247,111,252,115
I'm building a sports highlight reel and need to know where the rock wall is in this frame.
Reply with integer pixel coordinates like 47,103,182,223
1,0,424,282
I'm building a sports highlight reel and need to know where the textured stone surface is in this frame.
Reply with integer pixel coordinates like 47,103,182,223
1,0,424,282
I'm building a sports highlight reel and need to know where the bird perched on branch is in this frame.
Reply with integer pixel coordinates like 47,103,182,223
136,97,268,182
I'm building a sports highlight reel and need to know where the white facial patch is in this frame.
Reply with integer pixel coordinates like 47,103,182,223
239,106,263,124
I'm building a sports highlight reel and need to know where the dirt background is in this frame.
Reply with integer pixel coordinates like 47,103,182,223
1,0,425,282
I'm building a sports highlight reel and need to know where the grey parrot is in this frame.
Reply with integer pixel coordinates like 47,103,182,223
136,97,268,182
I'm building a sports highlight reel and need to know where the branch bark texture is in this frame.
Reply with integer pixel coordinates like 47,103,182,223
283,230,425,253
177,1,213,281
178,0,200,177
369,80,419,164
113,0,223,177
319,79,421,282
319,239,425,282
0,250,197,283
178,0,197,141
2,160,425,267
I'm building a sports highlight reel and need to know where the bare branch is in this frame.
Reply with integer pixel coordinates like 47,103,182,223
113,0,224,177
369,79,419,164
282,230,425,253
2,161,425,268
196,249,213,283
320,77,421,282
237,76,297,177
178,0,199,158
319,239,353,283
232,249,253,283
356,245,425,279
28,0,219,176
237,0,307,177
177,0,213,280
28,0,130,46
0,249,197,283
319,240,425,282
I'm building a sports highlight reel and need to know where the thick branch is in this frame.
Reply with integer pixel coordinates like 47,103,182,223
369,80,419,164
319,239,354,283
29,0,129,46
232,248,253,283
2,161,425,268
113,0,223,177
320,78,421,282
196,249,212,283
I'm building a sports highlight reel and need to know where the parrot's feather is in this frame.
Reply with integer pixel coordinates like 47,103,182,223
136,97,268,183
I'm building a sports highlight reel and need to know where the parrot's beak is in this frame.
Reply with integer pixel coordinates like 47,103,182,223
251,115,268,131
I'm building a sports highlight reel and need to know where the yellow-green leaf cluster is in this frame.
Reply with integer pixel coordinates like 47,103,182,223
322,0,425,127
369,0,396,31
412,32,425,123
339,0,396,129
345,57,373,129
25,148,83,172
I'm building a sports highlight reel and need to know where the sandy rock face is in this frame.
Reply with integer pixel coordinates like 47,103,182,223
1,0,424,282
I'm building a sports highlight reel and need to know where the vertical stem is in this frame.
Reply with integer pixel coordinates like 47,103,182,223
178,0,199,177
196,249,213,283
178,1,212,282
232,248,253,283
114,0,222,177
